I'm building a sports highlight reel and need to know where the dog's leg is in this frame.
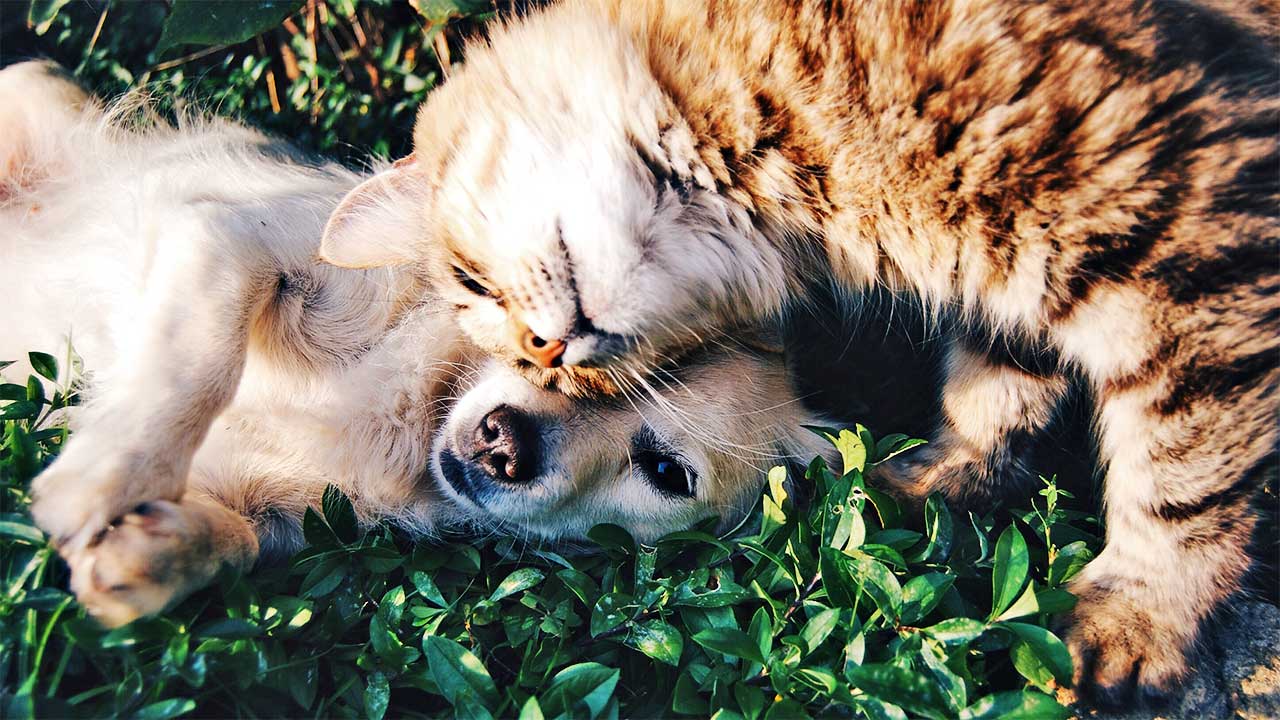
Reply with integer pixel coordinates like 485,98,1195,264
30,212,280,552
67,494,258,628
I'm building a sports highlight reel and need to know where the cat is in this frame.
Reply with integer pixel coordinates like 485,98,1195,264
2,61,836,627
319,0,1280,704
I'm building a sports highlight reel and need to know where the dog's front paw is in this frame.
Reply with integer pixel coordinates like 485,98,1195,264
1062,575,1195,708
30,445,183,552
64,501,225,628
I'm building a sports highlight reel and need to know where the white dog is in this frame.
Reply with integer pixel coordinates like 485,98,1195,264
0,62,837,627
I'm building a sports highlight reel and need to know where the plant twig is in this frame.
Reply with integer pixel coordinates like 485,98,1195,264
150,43,231,73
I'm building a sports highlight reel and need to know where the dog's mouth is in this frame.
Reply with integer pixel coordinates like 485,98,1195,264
437,449,491,509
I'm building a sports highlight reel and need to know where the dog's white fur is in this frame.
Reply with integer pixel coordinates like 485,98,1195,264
1,62,836,627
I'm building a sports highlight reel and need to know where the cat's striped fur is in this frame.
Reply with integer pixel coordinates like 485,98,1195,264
320,0,1279,704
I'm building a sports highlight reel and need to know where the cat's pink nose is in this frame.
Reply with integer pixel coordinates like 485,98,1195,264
520,329,566,368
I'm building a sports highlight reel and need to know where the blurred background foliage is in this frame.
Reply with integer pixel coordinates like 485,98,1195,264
2,0,517,162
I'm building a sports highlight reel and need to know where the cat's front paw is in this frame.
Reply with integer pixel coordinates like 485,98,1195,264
1062,575,1195,708
64,501,222,628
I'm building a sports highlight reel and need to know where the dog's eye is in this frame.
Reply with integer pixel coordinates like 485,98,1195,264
452,265,495,298
636,450,695,498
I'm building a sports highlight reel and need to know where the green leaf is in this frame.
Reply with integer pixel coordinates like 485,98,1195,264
989,525,1029,619
626,619,683,666
0,401,40,420
26,0,72,34
916,494,954,562
919,639,967,712
590,593,634,637
321,485,358,543
846,551,902,619
845,664,950,720
958,690,1070,719
873,437,928,465
132,699,196,720
158,0,305,51
764,697,811,720
691,628,765,664
411,571,449,608
1031,588,1076,616
518,696,545,720
673,574,751,608
1000,622,1073,686
819,547,859,608
799,607,840,654
1047,541,1094,587
422,635,499,713
826,428,868,475
994,582,1041,622
364,671,390,720
900,573,954,625
0,515,44,545
195,618,260,640
923,617,989,646
539,663,620,720
761,466,789,537
490,568,545,602
556,568,598,607
587,523,635,556
28,352,57,382
672,673,708,715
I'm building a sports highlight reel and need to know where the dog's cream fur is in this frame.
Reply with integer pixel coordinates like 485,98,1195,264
1,62,836,627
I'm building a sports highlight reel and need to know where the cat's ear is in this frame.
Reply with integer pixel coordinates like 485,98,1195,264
320,155,430,268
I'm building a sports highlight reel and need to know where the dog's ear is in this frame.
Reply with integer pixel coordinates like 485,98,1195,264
0,61,91,198
320,155,430,268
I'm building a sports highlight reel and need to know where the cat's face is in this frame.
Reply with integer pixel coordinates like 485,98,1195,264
432,350,834,544
320,17,790,396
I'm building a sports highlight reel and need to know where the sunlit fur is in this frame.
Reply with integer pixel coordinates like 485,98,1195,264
1,62,837,627
322,0,1279,702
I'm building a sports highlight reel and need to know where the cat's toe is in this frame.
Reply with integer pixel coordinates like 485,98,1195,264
1062,581,1190,708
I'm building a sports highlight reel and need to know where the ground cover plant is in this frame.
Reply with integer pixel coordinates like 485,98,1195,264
2,2,1107,717
0,352,1100,718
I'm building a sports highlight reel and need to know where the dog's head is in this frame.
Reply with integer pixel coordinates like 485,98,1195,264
431,344,838,544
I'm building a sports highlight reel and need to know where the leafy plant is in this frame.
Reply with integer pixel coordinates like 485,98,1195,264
9,0,496,161
1,351,1100,718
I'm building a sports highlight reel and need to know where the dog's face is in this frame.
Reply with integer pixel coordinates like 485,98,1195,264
431,349,836,544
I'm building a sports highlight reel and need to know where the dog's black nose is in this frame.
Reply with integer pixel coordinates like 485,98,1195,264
468,405,539,484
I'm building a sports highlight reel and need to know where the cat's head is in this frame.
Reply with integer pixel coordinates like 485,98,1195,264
320,6,790,396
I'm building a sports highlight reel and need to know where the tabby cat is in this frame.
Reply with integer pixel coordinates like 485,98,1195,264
320,0,1279,704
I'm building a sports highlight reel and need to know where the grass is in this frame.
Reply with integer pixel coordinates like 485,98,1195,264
2,2,1107,717
0,352,1101,718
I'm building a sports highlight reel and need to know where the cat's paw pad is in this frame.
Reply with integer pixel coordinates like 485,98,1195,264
65,501,211,628
1062,581,1191,707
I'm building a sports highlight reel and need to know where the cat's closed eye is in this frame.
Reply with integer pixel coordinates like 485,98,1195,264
452,265,496,299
